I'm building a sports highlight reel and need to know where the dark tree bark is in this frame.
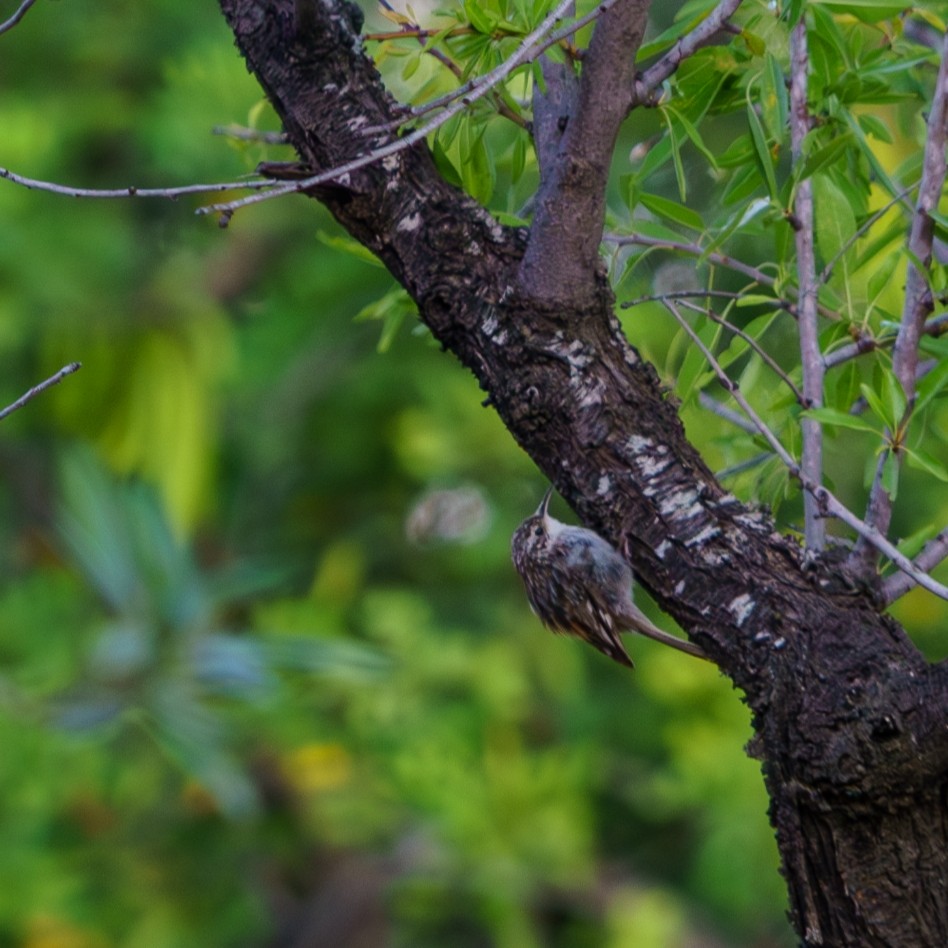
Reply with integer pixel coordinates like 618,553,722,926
219,1,948,943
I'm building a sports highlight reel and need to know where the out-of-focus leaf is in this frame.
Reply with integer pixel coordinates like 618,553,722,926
639,193,704,232
746,93,778,200
802,407,880,434
905,447,948,483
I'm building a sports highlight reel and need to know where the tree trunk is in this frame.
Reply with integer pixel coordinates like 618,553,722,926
219,2,948,942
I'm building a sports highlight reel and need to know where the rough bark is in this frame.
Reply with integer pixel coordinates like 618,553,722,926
219,2,948,943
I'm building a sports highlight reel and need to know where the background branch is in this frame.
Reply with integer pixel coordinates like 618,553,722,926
789,21,825,552
633,0,744,101
882,527,948,604
891,31,948,398
850,33,948,575
0,0,37,36
0,363,81,422
665,301,948,602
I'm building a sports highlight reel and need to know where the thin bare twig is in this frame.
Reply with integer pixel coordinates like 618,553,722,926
823,312,948,370
0,363,82,422
201,0,582,221
676,297,804,404
633,0,744,102
212,125,288,144
716,451,773,480
624,289,746,306
607,233,783,298
0,164,277,201
2,1,578,217
698,391,759,435
665,301,948,602
0,0,37,36
366,0,608,134
790,20,825,551
891,30,948,399
370,1,526,129
851,33,948,574
882,527,948,604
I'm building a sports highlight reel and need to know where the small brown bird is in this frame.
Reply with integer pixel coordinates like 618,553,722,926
511,487,707,667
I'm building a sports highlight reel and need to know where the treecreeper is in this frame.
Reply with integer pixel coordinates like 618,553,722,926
511,488,708,666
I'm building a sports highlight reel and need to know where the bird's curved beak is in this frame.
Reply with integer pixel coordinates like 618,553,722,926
535,486,554,518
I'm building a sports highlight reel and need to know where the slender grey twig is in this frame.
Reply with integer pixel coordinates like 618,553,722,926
852,32,948,573
362,0,607,133
665,301,948,602
882,527,948,604
0,0,37,36
789,20,825,551
0,165,277,201
0,363,82,422
676,297,804,404
892,30,948,400
698,391,759,435
212,125,288,144
200,0,581,220
633,0,744,101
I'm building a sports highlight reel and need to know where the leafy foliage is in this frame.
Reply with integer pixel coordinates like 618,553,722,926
1,0,946,945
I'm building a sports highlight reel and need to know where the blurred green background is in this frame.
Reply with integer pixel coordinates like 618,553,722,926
2,1,942,946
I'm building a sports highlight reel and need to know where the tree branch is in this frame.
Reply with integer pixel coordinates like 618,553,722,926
665,301,948,602
633,0,744,102
205,0,580,222
0,363,81,421
674,296,804,404
881,527,948,605
0,164,278,202
891,30,948,399
365,0,608,133
607,232,840,320
850,35,948,576
518,0,650,305
0,0,37,36
789,21,825,552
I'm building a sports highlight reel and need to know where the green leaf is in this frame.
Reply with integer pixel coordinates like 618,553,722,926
317,231,384,267
660,108,688,201
746,94,779,200
464,0,497,34
882,451,900,500
663,105,720,170
831,360,861,413
742,31,766,57
676,316,720,403
760,54,788,145
857,112,893,143
915,358,948,414
895,523,939,560
639,193,704,231
735,294,780,307
800,131,854,180
904,447,948,482
802,407,881,434
353,287,418,353
814,1,908,24
812,173,856,265
860,379,900,430
840,110,902,203
881,366,907,427
402,49,422,81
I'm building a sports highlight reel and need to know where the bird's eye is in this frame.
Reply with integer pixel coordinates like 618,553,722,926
533,526,544,537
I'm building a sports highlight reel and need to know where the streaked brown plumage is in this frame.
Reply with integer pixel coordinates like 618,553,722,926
511,487,707,667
